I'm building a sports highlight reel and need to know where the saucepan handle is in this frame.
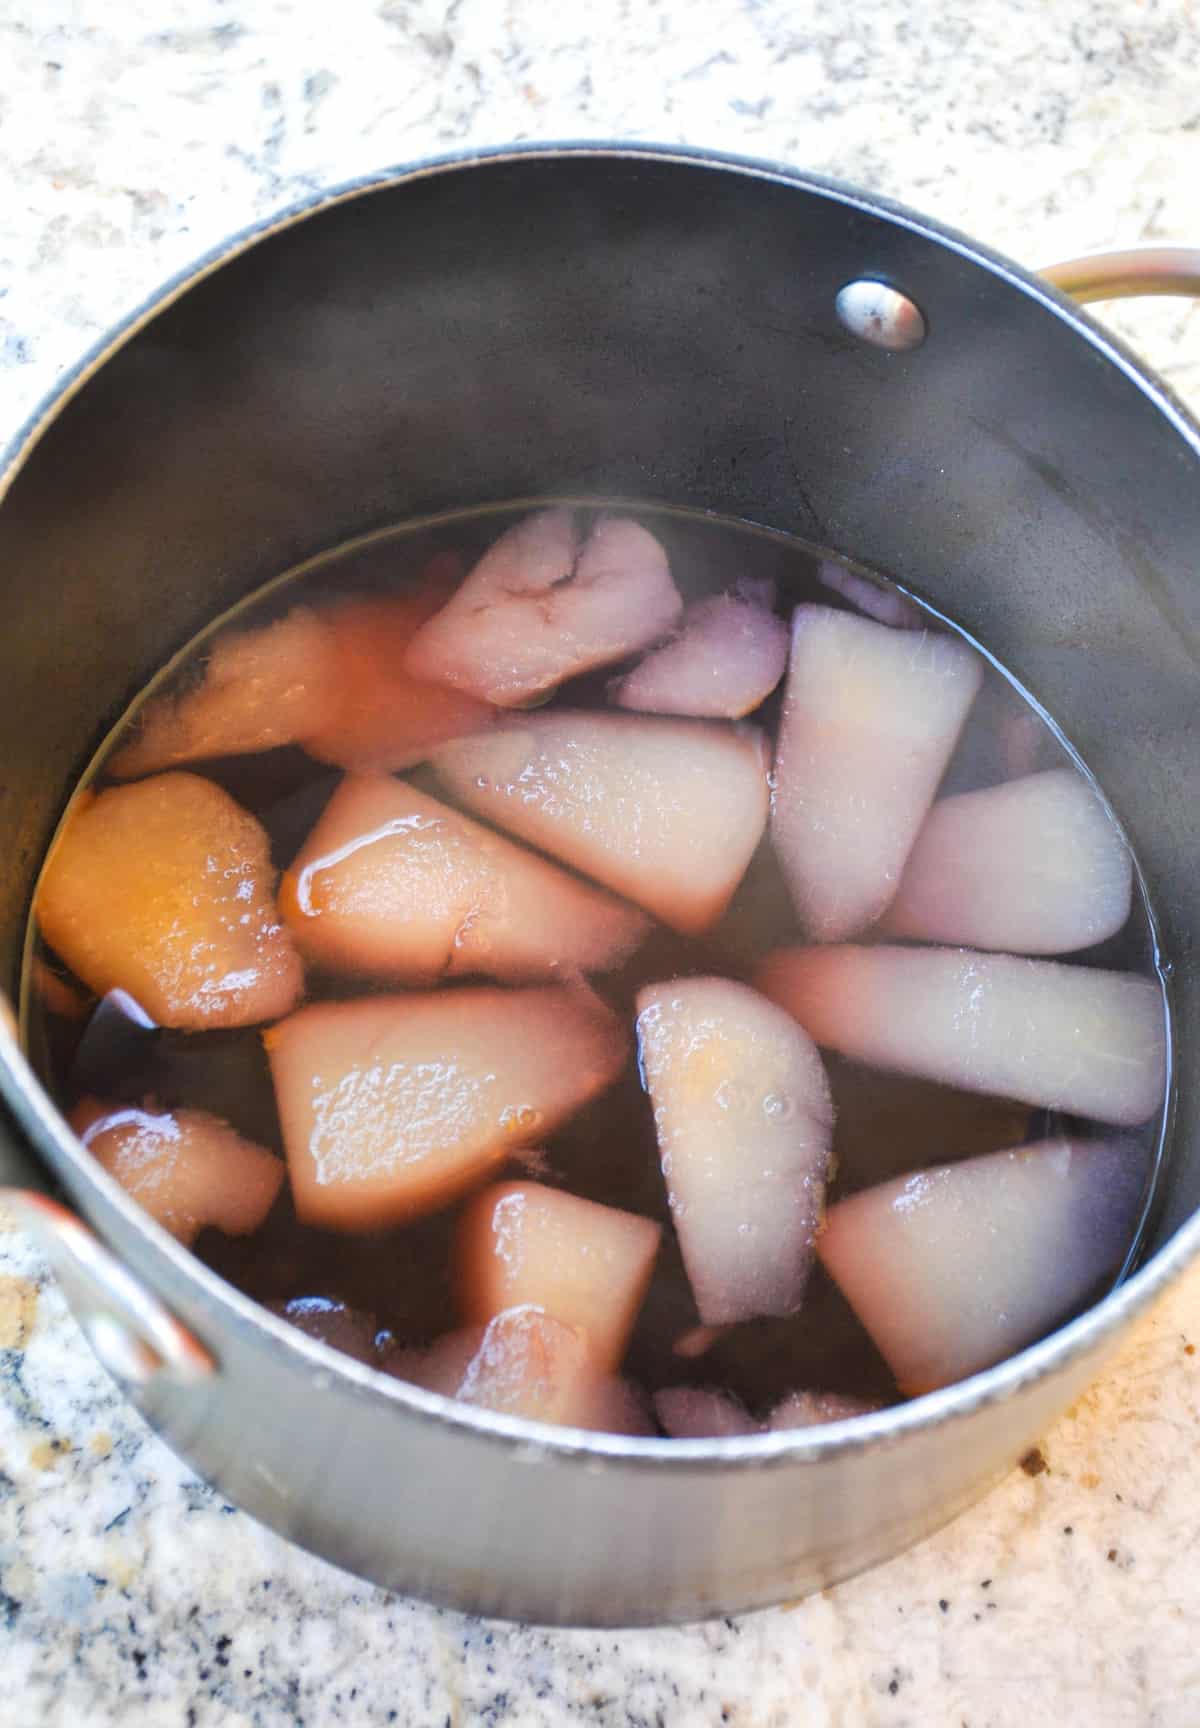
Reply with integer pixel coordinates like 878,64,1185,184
1040,246,1200,303
0,1002,213,1386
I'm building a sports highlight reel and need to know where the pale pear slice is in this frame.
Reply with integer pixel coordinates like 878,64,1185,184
37,773,302,1030
818,1137,1147,1393
635,978,834,1325
654,1387,760,1439
766,1391,880,1429
881,768,1133,953
757,944,1166,1127
455,1180,661,1371
265,984,627,1230
772,606,983,941
611,590,788,719
433,711,769,933
72,1098,284,1247
280,773,649,983
405,509,682,707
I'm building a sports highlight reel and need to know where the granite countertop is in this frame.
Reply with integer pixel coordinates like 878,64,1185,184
2,3,1199,1723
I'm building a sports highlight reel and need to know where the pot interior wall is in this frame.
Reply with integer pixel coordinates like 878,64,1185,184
2,151,1197,1251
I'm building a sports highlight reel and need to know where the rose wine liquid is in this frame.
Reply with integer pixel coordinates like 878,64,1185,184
21,503,1173,1417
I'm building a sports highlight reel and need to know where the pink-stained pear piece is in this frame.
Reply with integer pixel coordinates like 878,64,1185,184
582,1376,656,1437
109,608,338,779
268,1296,381,1366
881,768,1133,953
819,1138,1147,1393
767,1390,879,1429
636,978,834,1325
456,1180,661,1371
772,607,983,941
386,1325,485,1397
654,1387,760,1439
611,590,788,719
109,558,494,779
392,1308,593,1420
388,1306,641,1431
72,1098,284,1247
815,559,924,630
405,509,682,707
433,711,769,933
36,773,302,1030
300,566,497,772
265,985,627,1230
758,944,1166,1127
387,1306,653,1430
280,773,649,984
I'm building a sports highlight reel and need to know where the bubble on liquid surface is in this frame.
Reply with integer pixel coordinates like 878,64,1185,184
762,1091,795,1122
500,1103,543,1135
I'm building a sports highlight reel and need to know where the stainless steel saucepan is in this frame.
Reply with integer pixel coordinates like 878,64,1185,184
1,145,1197,1625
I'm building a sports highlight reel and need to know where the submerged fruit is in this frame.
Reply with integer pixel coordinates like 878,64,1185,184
433,710,769,933
759,944,1167,1127
772,606,982,941
280,773,648,983
819,1137,1147,1393
37,773,302,1030
636,977,834,1325
73,1098,284,1246
266,984,627,1230
881,768,1133,953
405,510,682,707
456,1180,661,1371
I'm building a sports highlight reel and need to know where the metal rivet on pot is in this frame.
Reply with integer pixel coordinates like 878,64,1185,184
835,279,927,351
82,1309,165,1385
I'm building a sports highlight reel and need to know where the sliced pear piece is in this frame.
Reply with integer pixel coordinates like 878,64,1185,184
109,608,338,779
266,984,627,1230
819,1137,1147,1393
767,1391,879,1429
301,573,496,772
110,558,493,779
758,944,1166,1127
881,768,1133,953
433,711,768,933
636,978,834,1325
612,589,788,719
388,1306,646,1431
73,1098,283,1247
37,772,302,1030
772,606,982,941
405,509,682,707
456,1180,661,1371
280,773,649,983
654,1387,760,1439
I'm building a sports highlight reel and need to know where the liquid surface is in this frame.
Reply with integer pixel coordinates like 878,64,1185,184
22,502,1173,1428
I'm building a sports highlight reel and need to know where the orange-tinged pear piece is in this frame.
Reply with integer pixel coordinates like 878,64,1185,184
456,1180,661,1371
266,985,627,1230
73,1098,283,1247
37,772,302,1030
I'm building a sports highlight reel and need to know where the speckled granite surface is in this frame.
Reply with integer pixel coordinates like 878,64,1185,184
2,3,1199,1723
